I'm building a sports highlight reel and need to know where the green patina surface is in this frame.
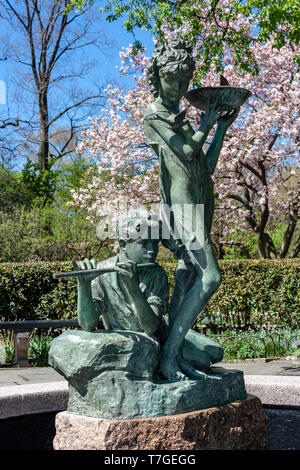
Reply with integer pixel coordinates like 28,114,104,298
49,41,250,418
49,329,246,419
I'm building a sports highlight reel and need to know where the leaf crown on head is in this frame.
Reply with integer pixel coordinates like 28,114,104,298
146,39,195,98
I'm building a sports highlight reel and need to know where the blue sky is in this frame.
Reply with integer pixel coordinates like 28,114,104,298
0,12,154,111
0,8,155,168
100,16,154,86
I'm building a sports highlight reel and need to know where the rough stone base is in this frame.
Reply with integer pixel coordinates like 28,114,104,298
49,330,247,419
53,394,266,450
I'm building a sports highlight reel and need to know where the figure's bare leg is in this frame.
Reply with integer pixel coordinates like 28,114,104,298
159,237,221,382
169,260,196,325
182,328,224,368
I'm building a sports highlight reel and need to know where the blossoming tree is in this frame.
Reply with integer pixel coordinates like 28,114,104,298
72,20,299,258
69,0,300,80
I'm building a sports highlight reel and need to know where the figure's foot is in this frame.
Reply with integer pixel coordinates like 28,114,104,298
158,354,188,383
178,355,210,380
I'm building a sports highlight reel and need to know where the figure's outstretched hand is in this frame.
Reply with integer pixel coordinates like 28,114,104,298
218,107,240,129
71,258,135,284
199,99,221,132
73,258,97,271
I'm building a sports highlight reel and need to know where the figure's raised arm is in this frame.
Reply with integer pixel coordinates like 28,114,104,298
117,259,162,336
70,258,135,332
205,108,240,175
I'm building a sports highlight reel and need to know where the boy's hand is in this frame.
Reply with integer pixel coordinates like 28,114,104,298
117,260,139,284
55,258,134,284
199,99,221,133
72,258,133,284
73,258,97,271
72,258,101,284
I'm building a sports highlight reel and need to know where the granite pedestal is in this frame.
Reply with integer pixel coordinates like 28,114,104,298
53,394,267,450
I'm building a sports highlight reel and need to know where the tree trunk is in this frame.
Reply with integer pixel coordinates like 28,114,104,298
257,232,277,259
279,206,298,258
290,233,300,258
37,93,49,171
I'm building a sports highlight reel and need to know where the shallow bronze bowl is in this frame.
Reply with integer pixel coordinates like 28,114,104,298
185,86,252,111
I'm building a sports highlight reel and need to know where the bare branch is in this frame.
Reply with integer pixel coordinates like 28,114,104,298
0,119,19,129
48,94,103,128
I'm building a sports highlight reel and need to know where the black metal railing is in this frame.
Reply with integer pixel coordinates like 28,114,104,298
0,319,103,366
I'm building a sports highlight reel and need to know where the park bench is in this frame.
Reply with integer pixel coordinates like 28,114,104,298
0,319,103,367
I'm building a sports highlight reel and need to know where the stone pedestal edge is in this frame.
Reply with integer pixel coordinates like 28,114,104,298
53,394,267,450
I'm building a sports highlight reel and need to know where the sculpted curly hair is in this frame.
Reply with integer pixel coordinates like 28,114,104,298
116,207,160,242
146,39,195,98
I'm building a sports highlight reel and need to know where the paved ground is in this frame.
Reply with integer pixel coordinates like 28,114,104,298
0,358,299,387
222,358,300,376
0,366,64,387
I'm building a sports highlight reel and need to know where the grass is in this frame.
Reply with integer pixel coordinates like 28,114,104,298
0,331,53,367
207,328,300,361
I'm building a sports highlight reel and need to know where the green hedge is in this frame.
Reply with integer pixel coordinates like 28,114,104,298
209,259,300,330
160,258,300,330
0,259,299,330
0,262,77,321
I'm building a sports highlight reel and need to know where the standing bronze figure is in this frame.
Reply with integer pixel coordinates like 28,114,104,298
144,40,243,381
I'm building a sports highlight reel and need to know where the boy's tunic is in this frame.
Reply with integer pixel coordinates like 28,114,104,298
91,256,169,341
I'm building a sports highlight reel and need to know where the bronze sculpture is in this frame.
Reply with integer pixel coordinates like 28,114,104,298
49,40,251,419
144,40,243,381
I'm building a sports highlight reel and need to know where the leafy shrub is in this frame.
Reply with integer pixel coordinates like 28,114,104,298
0,258,299,332
196,259,300,331
28,333,53,367
208,328,300,360
0,331,15,364
0,261,76,321
160,258,300,330
0,205,113,263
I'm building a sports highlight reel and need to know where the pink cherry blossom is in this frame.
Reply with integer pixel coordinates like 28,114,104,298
72,9,299,258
